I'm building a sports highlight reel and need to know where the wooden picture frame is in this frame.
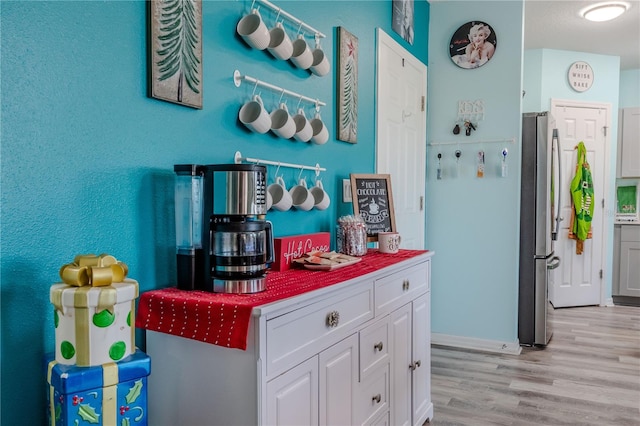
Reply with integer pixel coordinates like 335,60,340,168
148,0,203,109
337,27,358,143
350,174,396,241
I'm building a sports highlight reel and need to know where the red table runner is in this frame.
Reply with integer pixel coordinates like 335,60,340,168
136,249,427,350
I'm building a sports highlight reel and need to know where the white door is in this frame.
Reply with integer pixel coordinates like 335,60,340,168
411,293,430,426
550,100,609,308
319,334,358,426
389,303,411,426
266,356,319,426
376,28,427,249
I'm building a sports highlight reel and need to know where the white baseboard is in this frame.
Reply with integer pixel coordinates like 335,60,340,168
431,333,522,355
603,297,614,307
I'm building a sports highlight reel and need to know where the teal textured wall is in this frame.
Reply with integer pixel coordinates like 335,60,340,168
426,1,524,344
0,1,429,424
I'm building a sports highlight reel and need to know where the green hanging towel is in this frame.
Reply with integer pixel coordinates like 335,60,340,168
569,142,594,254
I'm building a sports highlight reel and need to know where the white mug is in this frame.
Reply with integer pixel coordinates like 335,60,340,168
378,232,401,254
236,9,270,50
270,103,296,139
268,176,292,211
293,109,313,142
289,178,314,211
310,47,330,77
266,190,273,211
311,180,330,210
267,22,293,60
310,114,329,145
239,95,271,134
290,35,313,70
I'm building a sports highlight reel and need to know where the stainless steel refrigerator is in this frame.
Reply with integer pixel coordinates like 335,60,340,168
518,112,562,346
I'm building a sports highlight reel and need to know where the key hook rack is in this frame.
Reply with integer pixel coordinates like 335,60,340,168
428,137,515,146
234,151,326,175
251,0,326,39
234,70,326,109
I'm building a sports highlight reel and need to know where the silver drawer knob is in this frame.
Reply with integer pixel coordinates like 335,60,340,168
326,311,340,328
402,279,410,291
374,342,384,352
372,394,381,404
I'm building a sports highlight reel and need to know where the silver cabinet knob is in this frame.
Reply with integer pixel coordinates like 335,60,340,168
374,342,383,352
326,311,340,328
372,394,381,404
402,279,410,291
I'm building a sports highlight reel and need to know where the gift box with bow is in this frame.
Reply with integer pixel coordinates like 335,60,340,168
51,254,138,366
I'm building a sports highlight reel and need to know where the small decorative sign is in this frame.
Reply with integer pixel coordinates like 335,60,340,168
568,61,594,92
350,174,396,241
272,232,331,271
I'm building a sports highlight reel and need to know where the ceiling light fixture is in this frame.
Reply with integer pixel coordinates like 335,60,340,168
581,2,629,22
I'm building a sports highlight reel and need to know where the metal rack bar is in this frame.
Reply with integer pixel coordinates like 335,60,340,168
234,151,327,173
254,0,326,38
428,138,515,146
234,70,326,107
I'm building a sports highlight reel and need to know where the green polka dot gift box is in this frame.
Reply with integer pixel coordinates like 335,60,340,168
50,279,138,367
45,349,150,426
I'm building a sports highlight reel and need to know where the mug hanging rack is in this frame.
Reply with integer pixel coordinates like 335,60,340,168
234,70,326,108
428,137,515,146
252,0,326,39
234,151,326,174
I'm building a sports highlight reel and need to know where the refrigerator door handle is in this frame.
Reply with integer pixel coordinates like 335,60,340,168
552,128,563,241
547,256,561,270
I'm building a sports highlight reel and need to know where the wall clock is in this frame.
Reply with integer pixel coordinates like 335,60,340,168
567,61,594,92
449,21,497,69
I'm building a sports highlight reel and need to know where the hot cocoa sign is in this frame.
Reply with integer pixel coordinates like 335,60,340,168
350,174,397,241
272,232,331,271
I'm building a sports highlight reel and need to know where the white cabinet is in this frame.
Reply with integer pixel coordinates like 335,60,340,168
146,253,433,426
319,333,359,426
617,107,640,178
388,294,430,426
267,356,319,426
618,225,640,297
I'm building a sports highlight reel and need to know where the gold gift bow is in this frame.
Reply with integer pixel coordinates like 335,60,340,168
59,254,128,287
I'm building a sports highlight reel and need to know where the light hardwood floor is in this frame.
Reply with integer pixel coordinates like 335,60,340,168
429,305,640,425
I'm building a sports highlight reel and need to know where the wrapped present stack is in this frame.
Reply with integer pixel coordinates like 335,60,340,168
45,254,151,426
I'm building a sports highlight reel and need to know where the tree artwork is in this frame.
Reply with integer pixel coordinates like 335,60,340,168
337,27,358,143
149,0,203,109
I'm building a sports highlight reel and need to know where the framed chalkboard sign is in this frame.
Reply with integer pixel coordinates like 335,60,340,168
350,174,396,241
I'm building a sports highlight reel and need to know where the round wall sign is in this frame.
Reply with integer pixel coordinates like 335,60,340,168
568,61,594,92
449,21,497,69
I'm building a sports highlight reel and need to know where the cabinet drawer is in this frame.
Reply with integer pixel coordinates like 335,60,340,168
266,282,374,378
375,261,429,316
355,364,389,426
359,316,389,380
621,225,640,242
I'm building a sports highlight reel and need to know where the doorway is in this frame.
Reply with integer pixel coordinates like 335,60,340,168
549,99,611,308
375,29,427,249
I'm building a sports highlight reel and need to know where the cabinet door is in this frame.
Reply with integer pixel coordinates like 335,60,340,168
619,241,640,297
389,303,412,426
411,293,430,426
619,108,640,177
267,357,319,426
319,334,359,426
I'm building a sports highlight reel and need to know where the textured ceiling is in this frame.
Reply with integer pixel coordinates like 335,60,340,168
524,0,640,70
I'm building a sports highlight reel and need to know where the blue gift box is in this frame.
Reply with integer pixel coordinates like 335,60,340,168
45,349,151,426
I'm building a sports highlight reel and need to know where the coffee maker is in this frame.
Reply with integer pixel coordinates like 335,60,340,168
174,164,273,293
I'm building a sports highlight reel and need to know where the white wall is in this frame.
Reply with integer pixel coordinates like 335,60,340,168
620,69,640,108
426,1,524,346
